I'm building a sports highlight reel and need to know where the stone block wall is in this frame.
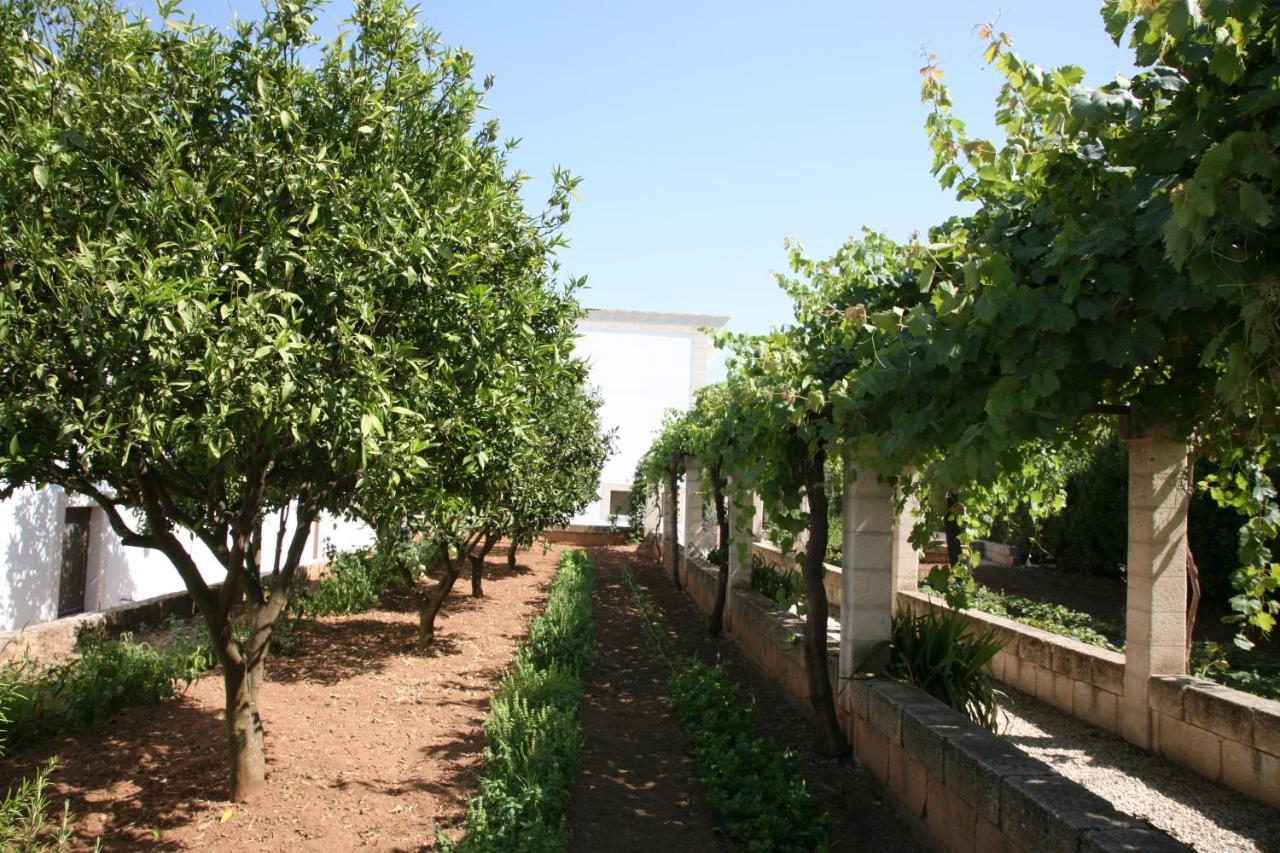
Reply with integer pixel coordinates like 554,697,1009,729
750,541,842,616
679,555,1180,852
1148,676,1280,809
899,590,1125,735
898,589,1280,811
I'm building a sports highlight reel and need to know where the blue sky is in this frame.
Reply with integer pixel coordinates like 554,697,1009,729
180,1,1136,337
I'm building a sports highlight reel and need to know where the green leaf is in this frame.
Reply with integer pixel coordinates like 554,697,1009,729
31,164,47,189
1238,182,1271,226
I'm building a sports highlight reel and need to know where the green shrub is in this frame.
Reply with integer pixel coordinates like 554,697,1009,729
302,540,428,618
670,660,832,852
887,609,1004,733
750,556,806,613
303,549,381,616
933,584,1123,651
444,549,594,852
0,629,212,752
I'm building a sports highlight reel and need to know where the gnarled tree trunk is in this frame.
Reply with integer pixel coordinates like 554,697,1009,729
419,541,465,645
708,463,731,637
507,540,518,572
802,451,850,757
470,531,498,597
223,655,267,801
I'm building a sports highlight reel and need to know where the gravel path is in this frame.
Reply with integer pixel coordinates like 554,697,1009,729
1000,688,1280,852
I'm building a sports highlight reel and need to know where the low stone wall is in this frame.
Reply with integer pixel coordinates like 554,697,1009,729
0,563,326,666
680,555,1180,852
1149,676,1280,809
899,591,1126,735
680,549,719,616
684,554,833,714
899,589,1280,811
545,525,626,547
750,541,841,617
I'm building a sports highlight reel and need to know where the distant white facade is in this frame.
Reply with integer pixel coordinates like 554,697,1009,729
0,308,723,632
571,309,727,527
0,485,372,634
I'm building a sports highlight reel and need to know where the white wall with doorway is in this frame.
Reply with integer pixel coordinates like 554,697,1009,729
0,484,373,633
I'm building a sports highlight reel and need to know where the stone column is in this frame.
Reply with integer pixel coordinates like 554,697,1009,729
683,458,707,558
891,479,921,611
661,476,678,572
839,458,897,680
1121,432,1190,749
727,480,755,591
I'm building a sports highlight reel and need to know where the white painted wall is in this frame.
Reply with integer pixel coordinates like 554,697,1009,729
0,484,373,633
570,309,727,527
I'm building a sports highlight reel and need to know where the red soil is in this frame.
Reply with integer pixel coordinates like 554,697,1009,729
0,543,562,851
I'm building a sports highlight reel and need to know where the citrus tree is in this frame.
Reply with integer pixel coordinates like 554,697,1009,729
0,0,579,799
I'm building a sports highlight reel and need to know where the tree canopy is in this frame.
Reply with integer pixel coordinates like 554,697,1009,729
0,0,599,799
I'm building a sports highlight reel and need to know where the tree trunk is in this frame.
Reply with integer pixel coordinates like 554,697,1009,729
667,461,681,589
420,546,463,645
1184,452,1201,666
1186,547,1201,663
223,656,267,801
469,532,497,598
708,465,730,638
507,541,518,572
802,452,850,757
943,491,963,566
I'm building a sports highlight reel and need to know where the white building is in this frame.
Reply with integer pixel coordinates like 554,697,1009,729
0,307,724,633
570,309,727,527
0,486,373,634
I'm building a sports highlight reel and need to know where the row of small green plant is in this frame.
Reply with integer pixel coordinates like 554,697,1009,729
923,583,1280,702
441,549,595,852
922,583,1123,651
622,563,831,852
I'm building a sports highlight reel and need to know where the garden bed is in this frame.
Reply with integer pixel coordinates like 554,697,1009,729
0,544,563,850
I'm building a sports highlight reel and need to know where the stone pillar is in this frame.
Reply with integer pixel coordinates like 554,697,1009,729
661,476,678,571
683,458,707,557
840,458,896,680
1121,432,1190,749
727,480,754,591
750,493,765,538
890,485,920,612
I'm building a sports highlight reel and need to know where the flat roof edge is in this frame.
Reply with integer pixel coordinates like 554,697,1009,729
583,308,730,329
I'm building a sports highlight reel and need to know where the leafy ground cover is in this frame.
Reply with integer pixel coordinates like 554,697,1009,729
443,549,594,851
0,629,213,755
623,562,831,852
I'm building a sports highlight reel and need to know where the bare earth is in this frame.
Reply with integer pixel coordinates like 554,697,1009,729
0,543,562,851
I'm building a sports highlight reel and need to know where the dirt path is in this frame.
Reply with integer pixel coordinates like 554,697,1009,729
569,545,923,852
0,543,563,851
566,546,728,852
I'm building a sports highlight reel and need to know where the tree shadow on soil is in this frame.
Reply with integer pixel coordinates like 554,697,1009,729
267,615,425,685
0,699,229,851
